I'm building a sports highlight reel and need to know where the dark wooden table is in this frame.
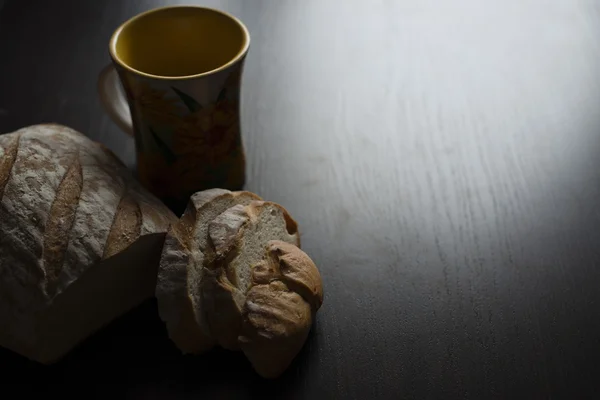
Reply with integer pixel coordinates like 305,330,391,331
2,0,600,398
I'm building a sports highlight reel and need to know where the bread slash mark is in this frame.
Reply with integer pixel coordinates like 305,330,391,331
103,191,142,259
0,133,21,200
43,152,83,293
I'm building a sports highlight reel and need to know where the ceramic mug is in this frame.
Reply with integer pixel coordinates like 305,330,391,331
98,6,249,213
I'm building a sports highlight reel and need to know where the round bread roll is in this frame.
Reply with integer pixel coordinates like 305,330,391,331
238,240,324,378
158,195,324,378
155,189,262,353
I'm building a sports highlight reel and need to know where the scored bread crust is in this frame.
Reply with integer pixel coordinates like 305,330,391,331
157,195,324,377
239,240,323,378
203,201,301,351
155,189,261,354
0,124,175,363
201,201,323,377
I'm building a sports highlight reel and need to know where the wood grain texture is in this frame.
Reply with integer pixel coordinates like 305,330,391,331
2,0,600,398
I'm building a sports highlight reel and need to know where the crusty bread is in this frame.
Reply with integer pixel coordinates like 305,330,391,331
239,240,323,378
155,189,261,354
0,124,175,363
158,196,323,378
203,201,301,351
204,202,323,377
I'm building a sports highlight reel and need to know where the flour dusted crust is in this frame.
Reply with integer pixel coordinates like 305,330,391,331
239,240,323,378
202,201,323,377
0,124,175,363
203,201,301,350
155,189,261,354
157,193,324,378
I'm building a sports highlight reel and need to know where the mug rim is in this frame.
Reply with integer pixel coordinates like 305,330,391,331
109,5,250,81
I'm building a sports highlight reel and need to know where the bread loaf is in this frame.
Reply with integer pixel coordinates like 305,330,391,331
155,189,261,354
204,201,301,350
206,202,322,377
158,194,323,378
239,240,323,378
0,123,176,363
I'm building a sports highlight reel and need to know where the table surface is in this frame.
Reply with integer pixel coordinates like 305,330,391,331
1,0,600,398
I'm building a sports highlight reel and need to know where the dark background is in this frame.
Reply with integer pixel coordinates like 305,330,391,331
1,0,600,398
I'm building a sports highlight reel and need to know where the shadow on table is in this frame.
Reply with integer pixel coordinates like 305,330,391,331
0,298,315,398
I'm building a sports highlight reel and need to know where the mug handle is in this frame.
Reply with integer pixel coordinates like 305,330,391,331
97,64,134,136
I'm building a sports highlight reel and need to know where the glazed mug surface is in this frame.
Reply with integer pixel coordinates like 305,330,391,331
98,6,249,213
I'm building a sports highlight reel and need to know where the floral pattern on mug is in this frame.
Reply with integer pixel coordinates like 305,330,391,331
123,64,246,211
124,79,184,127
172,99,239,165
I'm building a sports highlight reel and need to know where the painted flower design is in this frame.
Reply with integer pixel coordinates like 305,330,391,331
124,79,183,127
172,99,239,167
129,71,246,206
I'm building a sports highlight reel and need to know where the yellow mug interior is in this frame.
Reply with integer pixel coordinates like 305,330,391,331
110,6,249,79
